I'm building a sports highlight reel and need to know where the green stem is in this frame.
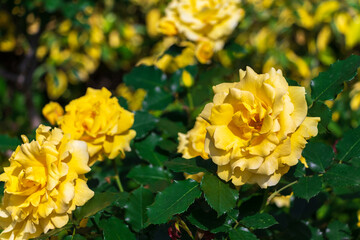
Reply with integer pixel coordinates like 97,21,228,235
266,180,297,206
187,91,194,111
70,227,76,240
112,160,124,192
260,188,269,213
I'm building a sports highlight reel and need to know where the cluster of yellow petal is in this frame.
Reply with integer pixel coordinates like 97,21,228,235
178,117,210,160
159,0,244,63
178,67,320,188
200,67,320,188
0,125,94,240
42,101,64,125
57,87,136,166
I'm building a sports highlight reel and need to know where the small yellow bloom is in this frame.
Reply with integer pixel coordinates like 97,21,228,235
195,40,214,64
45,70,68,100
316,26,331,52
350,82,360,111
182,70,194,88
42,101,64,125
199,67,320,188
178,117,209,160
116,83,147,111
0,125,94,239
184,172,205,183
357,210,360,227
146,9,161,37
271,193,293,208
58,87,136,165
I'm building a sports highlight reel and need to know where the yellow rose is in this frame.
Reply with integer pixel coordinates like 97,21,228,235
159,0,244,54
58,87,136,166
116,83,147,111
0,125,94,239
200,67,320,188
178,117,209,160
42,101,64,125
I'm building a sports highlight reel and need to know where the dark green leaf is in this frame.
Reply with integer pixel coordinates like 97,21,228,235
302,142,334,173
0,134,21,151
133,111,158,140
229,228,258,240
134,133,167,166
100,217,136,240
308,102,331,134
74,192,124,222
336,126,360,162
156,118,186,137
325,221,351,240
323,164,360,194
164,157,206,174
187,207,238,233
125,186,154,232
240,213,278,229
293,175,322,201
147,180,201,224
123,65,165,91
142,87,173,111
201,174,238,216
311,55,360,102
127,165,172,192
163,44,186,57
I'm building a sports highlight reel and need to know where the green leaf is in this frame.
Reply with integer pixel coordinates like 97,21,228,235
187,207,238,233
73,192,124,222
302,142,334,173
127,165,172,192
240,213,278,229
311,55,360,102
229,228,258,240
308,102,331,134
125,186,154,232
100,217,136,240
156,118,186,138
201,174,238,216
293,175,322,201
164,157,206,174
133,111,158,140
336,126,360,162
147,180,201,224
0,134,21,151
325,221,351,240
142,87,173,111
33,225,72,240
123,65,165,91
134,133,168,166
323,164,360,194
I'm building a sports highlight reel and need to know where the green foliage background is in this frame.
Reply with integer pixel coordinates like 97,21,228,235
1,0,360,239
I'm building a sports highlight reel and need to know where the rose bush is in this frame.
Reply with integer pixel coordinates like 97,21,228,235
0,125,93,239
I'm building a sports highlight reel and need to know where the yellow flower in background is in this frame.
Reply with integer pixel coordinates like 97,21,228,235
146,9,161,37
116,83,147,111
0,125,94,240
159,0,244,62
178,117,210,160
350,82,360,111
42,101,64,125
271,193,293,208
200,67,319,188
184,172,205,183
45,70,68,100
195,40,214,64
181,70,194,88
58,87,136,165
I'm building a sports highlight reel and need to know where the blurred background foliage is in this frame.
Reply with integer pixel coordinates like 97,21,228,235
2,0,360,239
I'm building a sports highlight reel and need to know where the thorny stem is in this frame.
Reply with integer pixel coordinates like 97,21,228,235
266,180,298,206
112,160,124,192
